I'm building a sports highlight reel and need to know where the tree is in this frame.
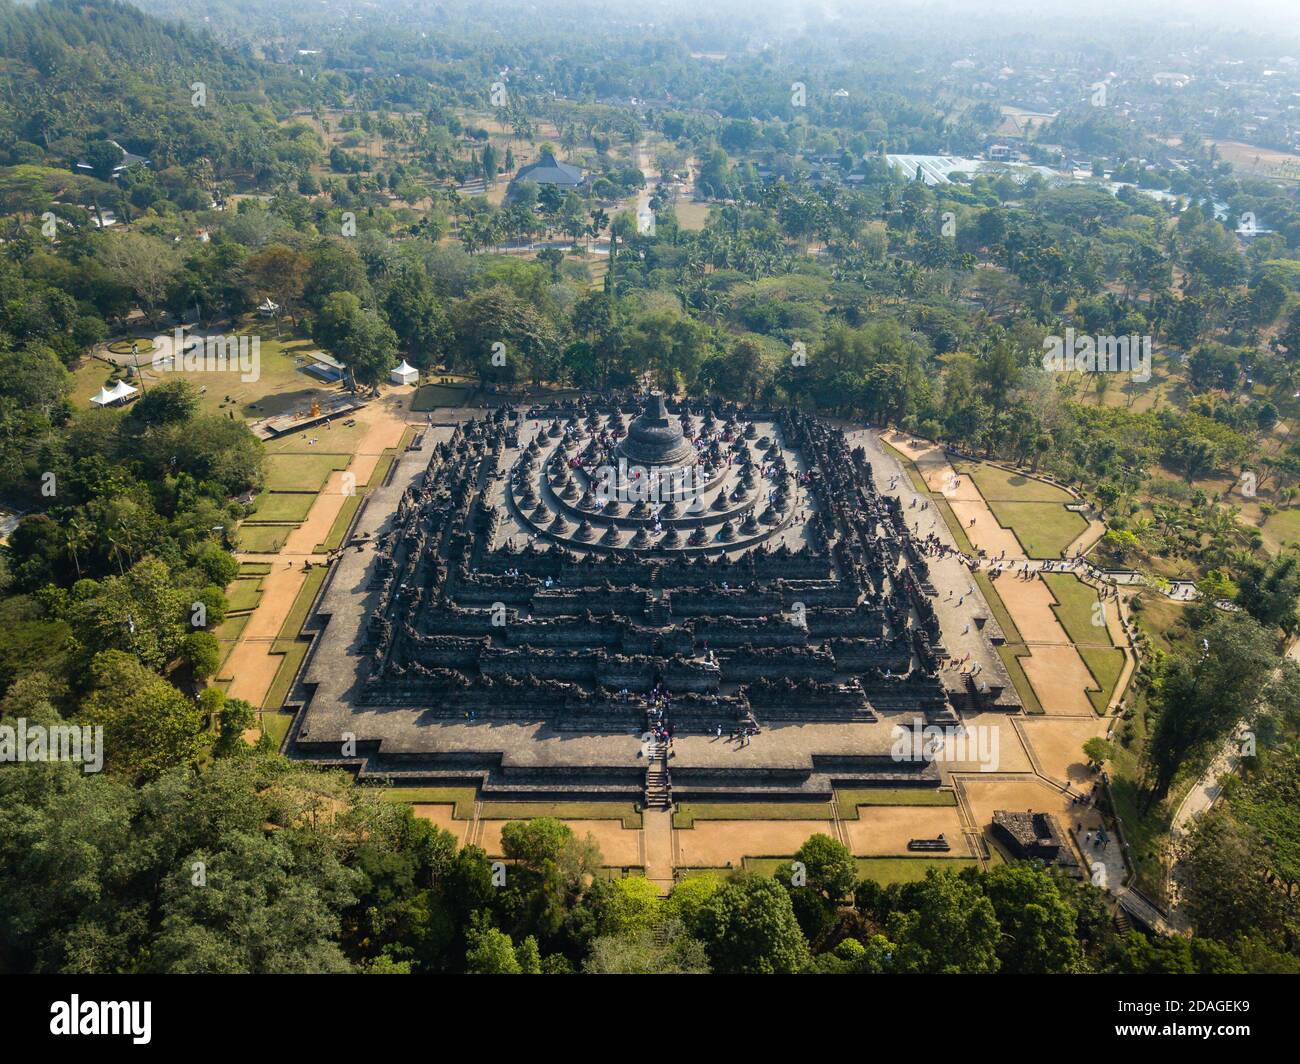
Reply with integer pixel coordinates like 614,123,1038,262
244,244,308,326
315,291,398,390
451,285,559,385
181,630,220,682
151,828,358,973
131,378,200,429
1082,737,1114,767
481,144,498,185
600,875,661,938
537,247,563,281
584,919,710,974
67,556,189,671
701,337,764,399
791,833,857,902
382,268,451,366
464,922,521,974
303,240,372,312
100,232,179,325
497,817,601,940
79,651,206,780
980,863,1082,974
0,345,70,418
1183,809,1288,941
1143,613,1278,806
693,873,809,974
1236,555,1300,634
215,696,256,757
886,869,1001,974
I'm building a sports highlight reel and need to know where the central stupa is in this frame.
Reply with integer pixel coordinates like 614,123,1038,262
616,393,695,469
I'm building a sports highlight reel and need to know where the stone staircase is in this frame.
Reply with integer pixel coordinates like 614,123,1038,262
644,739,672,810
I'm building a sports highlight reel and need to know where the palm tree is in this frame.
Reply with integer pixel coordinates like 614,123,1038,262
65,517,89,580
106,532,126,577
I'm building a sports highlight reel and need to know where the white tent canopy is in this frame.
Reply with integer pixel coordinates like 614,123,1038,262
90,379,140,407
390,359,419,385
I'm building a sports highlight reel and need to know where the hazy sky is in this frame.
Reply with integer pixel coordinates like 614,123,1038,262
648,0,1300,37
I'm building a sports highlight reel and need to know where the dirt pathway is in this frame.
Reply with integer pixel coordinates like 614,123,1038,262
225,390,414,711
642,809,675,895
876,430,1130,885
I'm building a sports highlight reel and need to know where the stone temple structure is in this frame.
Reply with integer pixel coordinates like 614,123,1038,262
617,393,696,470
285,393,1020,809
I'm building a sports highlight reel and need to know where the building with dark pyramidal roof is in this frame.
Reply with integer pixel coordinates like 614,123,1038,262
507,150,584,198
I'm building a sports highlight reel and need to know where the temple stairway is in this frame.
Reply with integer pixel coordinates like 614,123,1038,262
644,738,672,809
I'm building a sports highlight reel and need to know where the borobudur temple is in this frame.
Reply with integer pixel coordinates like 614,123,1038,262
285,393,1021,806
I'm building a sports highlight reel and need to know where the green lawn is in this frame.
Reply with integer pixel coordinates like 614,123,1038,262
742,856,980,884
106,337,157,355
1080,645,1128,714
412,383,471,411
310,436,413,551
238,561,273,576
1130,595,1193,656
314,493,362,552
934,495,977,555
1041,573,1114,646
260,710,293,750
365,452,398,490
955,462,1074,502
261,641,308,710
249,491,317,523
87,334,345,426
225,578,263,613
196,334,341,422
264,417,368,457
264,452,351,492
376,786,480,818
479,802,642,830
836,788,957,817
259,566,331,710
673,801,834,828
371,785,639,827
278,566,329,641
972,570,1044,714
236,524,293,553
997,644,1044,714
974,570,1024,642
213,613,249,675
983,499,1088,559
1262,507,1300,552
1040,572,1126,713
214,612,249,645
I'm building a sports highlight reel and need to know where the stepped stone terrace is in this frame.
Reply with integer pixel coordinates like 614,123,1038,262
286,394,1020,804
